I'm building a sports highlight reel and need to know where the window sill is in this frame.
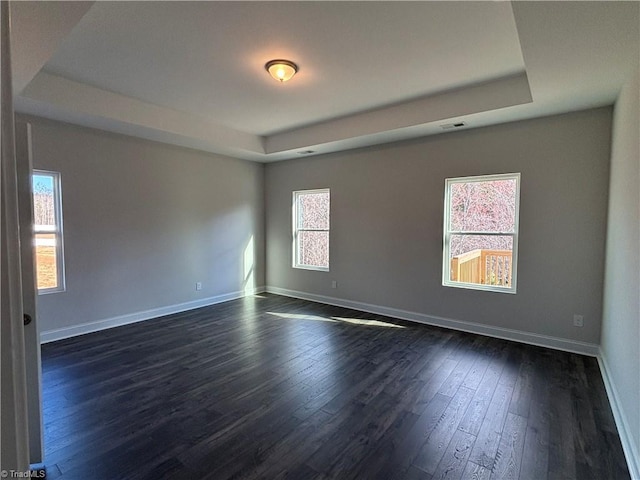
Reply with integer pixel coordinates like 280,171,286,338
293,265,329,272
442,281,516,294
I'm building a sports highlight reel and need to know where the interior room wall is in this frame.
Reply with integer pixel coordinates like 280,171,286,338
20,115,265,338
601,69,640,478
265,108,612,348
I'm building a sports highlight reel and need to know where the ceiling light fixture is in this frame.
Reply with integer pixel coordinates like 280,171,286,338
265,59,298,83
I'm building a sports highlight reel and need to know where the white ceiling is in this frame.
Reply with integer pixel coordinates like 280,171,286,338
11,1,640,163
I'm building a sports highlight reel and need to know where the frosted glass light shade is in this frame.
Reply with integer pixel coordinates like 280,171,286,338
265,60,298,82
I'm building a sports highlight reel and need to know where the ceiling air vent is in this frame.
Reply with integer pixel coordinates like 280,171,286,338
440,122,466,130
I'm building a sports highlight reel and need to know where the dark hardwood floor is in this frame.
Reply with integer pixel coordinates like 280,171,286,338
41,293,630,480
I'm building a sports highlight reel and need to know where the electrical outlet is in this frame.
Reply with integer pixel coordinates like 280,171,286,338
196,282,202,291
331,280,337,289
573,314,584,327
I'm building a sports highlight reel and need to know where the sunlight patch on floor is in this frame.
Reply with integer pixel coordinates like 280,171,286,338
266,312,336,322
331,316,405,328
266,311,405,328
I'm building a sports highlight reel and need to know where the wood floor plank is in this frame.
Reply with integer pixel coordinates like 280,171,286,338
403,465,433,480
581,358,631,479
345,409,421,480
490,413,527,480
547,385,577,480
461,461,491,480
518,351,550,480
39,293,630,480
457,349,507,436
430,429,476,480
520,424,548,480
409,357,459,415
306,383,427,478
378,393,452,479
412,386,475,475
507,349,535,418
467,382,514,469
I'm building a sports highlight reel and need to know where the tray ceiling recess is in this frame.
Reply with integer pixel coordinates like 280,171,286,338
11,1,639,162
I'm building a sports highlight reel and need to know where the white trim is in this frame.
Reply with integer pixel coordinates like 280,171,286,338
265,286,600,357
292,264,330,273
265,289,640,475
37,285,637,477
33,169,66,294
442,172,520,294
597,349,640,480
40,286,266,343
292,188,330,271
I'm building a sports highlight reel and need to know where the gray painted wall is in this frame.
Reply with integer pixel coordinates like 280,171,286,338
601,70,640,470
265,108,612,344
21,116,265,334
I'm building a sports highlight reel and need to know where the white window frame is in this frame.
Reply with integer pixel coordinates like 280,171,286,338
33,169,66,294
292,188,330,272
442,172,520,294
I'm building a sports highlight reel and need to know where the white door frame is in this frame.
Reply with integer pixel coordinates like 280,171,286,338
1,0,31,472
15,121,43,463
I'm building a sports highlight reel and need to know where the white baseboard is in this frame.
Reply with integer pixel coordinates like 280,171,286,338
267,287,640,476
265,286,600,357
39,285,636,477
40,286,266,343
598,350,640,480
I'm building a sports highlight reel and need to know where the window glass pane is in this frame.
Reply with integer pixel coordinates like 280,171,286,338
298,192,329,230
297,231,329,268
33,171,64,293
35,233,58,289
448,234,514,287
33,174,56,230
450,179,517,232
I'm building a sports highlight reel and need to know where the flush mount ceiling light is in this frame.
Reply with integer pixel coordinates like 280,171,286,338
265,59,298,83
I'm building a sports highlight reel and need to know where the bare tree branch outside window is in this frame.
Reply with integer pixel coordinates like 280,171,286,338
294,190,330,270
444,174,520,292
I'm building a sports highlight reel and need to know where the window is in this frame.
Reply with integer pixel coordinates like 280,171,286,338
293,189,330,271
33,170,65,293
443,173,520,293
